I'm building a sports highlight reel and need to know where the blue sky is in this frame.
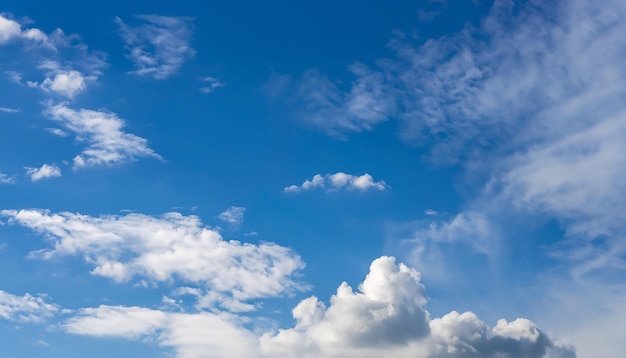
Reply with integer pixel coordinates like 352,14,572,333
1,0,625,357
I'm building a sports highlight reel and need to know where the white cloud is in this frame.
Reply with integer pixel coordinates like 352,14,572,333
0,290,58,323
1,209,305,310
218,206,246,225
200,76,224,93
0,172,15,184
0,107,20,113
44,103,161,168
62,256,573,358
284,172,389,193
25,164,61,182
46,128,69,137
296,65,396,136
261,256,574,358
0,15,23,44
116,15,196,79
65,306,259,358
0,14,55,49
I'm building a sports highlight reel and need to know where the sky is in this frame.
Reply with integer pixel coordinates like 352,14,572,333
0,0,625,357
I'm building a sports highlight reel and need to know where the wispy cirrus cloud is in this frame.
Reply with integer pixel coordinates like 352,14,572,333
0,106,20,113
200,76,224,93
116,15,196,79
287,0,626,279
44,103,161,169
0,172,15,184
25,163,62,182
284,172,389,193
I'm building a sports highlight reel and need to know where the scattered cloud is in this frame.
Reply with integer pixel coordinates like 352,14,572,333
35,61,95,98
424,209,438,216
46,127,69,137
65,306,259,358
44,102,161,169
295,65,396,137
25,164,62,182
1,209,306,310
62,256,573,358
218,206,246,225
0,290,58,323
0,107,20,113
200,76,224,93
0,14,51,47
116,15,196,79
284,172,389,193
0,172,15,184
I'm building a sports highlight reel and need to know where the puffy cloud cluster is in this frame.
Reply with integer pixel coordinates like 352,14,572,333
1,209,305,310
284,172,389,193
0,290,58,323
62,256,574,358
116,15,196,79
261,256,574,358
44,103,160,168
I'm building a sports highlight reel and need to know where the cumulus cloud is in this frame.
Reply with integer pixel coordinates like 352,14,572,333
1,209,305,310
33,61,95,98
0,290,58,323
261,256,574,358
116,15,196,79
44,103,160,168
25,163,62,181
62,256,573,358
284,172,389,193
200,76,224,93
218,206,246,225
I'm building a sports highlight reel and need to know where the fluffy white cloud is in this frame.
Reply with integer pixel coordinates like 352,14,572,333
25,163,62,181
116,15,196,79
284,172,388,193
65,306,259,358
0,15,21,44
218,206,246,225
62,256,573,358
0,290,58,323
44,103,160,168
1,209,305,310
262,256,575,358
